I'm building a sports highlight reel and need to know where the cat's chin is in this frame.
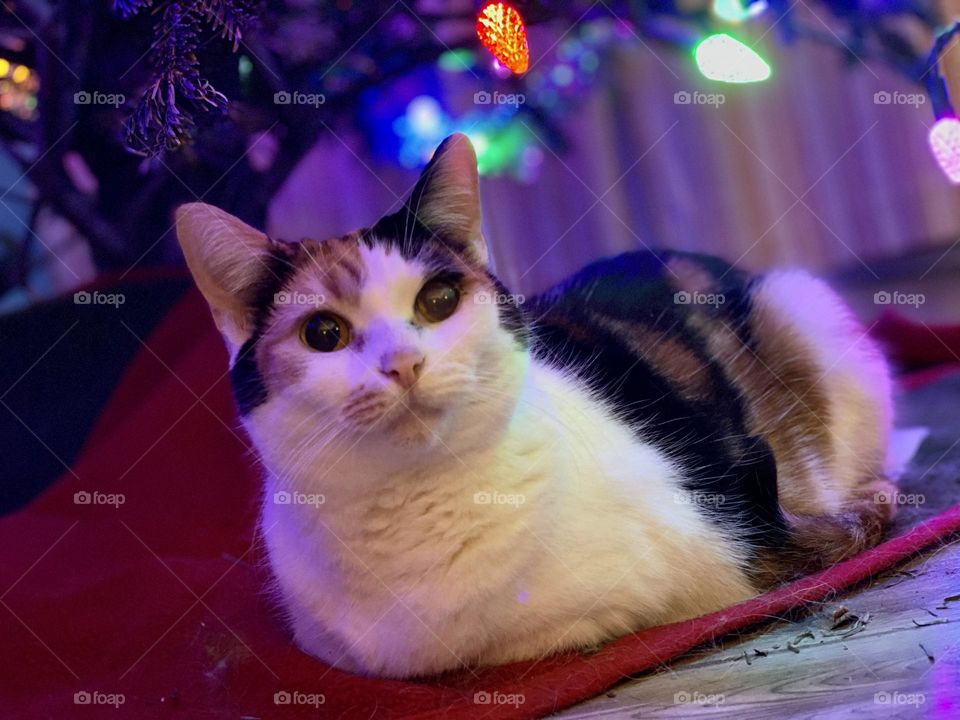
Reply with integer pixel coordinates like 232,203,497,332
376,399,449,447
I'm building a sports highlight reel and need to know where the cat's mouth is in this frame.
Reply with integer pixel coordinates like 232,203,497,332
375,391,447,436
393,393,445,421
339,387,448,438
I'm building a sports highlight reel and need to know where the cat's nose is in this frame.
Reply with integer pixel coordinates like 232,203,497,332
379,348,424,390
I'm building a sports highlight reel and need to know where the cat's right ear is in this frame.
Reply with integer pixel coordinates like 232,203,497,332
175,203,274,350
405,133,488,265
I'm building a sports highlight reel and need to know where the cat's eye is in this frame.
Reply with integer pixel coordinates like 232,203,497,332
416,278,460,322
300,312,351,352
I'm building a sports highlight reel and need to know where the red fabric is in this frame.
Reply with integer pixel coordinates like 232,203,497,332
2,292,960,719
873,310,960,371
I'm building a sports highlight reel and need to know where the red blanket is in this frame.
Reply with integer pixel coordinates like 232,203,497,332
2,291,959,719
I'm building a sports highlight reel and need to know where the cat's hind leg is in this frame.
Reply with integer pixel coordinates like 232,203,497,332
743,271,896,581
748,270,894,509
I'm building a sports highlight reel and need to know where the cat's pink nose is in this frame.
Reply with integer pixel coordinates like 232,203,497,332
379,348,424,390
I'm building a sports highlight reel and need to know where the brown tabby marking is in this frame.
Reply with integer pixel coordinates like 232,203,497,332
665,256,719,295
599,317,715,403
696,302,895,588
303,234,366,303
692,314,836,516
247,236,366,400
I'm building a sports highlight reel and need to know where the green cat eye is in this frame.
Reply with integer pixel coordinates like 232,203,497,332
301,312,351,352
416,278,460,322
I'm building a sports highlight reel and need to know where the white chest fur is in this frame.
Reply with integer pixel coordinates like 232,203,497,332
256,361,755,677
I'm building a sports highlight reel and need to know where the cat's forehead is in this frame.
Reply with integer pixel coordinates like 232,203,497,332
286,233,364,302
287,233,437,303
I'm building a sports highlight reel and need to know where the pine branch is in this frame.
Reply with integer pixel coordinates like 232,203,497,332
123,1,228,155
196,0,259,50
112,0,153,20
118,0,257,156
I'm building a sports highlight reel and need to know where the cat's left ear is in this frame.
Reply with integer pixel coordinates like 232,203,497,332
406,133,487,264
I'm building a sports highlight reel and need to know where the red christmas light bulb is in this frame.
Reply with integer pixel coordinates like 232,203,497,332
476,1,530,75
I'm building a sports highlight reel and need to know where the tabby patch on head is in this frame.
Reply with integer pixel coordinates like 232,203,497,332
176,134,526,451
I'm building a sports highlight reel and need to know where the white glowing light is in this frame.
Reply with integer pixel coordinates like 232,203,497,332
407,96,444,137
694,33,771,83
929,117,960,184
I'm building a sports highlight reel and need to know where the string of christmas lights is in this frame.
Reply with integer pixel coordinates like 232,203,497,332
0,0,955,184
0,0,955,281
462,1,960,183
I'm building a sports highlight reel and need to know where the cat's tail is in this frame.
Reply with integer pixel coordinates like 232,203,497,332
743,270,896,583
751,478,898,585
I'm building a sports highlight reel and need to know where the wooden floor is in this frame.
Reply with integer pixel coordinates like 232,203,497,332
554,533,960,718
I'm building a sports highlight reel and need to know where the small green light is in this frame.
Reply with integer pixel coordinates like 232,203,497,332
238,55,253,81
438,49,476,73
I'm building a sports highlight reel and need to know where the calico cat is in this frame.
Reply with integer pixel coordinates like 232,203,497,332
175,133,895,679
